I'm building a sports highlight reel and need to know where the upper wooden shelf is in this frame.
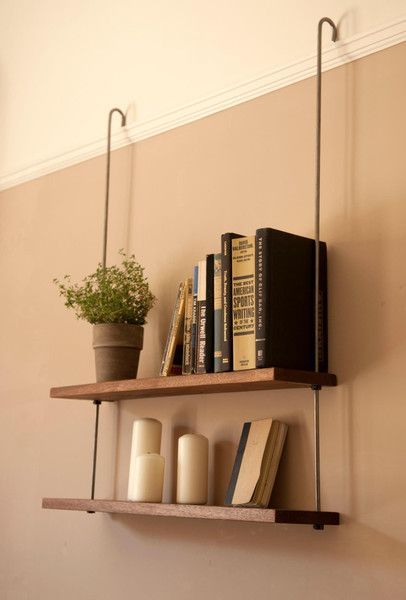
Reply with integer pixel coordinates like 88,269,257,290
50,368,337,402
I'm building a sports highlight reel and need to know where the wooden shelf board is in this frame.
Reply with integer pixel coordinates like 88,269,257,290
42,498,339,526
50,368,337,402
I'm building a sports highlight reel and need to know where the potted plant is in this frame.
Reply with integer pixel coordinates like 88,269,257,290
54,250,155,382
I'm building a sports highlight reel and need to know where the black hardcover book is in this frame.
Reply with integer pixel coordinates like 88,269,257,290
224,422,251,505
220,232,244,371
190,265,199,373
255,228,328,372
196,254,214,373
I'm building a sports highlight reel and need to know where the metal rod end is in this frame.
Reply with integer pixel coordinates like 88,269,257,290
313,523,325,531
318,17,338,42
109,107,126,128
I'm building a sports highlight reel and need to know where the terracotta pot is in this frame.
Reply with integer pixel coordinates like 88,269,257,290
92,323,144,382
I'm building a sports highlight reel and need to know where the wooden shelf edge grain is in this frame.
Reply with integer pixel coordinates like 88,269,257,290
42,498,340,526
50,368,337,402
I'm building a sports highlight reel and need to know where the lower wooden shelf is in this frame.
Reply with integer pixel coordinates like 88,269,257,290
42,498,339,526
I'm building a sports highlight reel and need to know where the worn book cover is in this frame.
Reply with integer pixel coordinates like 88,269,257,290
225,418,288,508
159,281,186,376
221,233,244,371
182,277,193,375
255,227,328,371
213,253,222,373
232,236,256,370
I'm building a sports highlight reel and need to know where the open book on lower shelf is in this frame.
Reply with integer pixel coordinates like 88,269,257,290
42,498,339,526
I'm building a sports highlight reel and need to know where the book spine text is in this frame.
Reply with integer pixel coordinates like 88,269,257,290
232,236,256,371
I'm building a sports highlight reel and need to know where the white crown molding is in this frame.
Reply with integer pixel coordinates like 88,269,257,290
1,17,405,193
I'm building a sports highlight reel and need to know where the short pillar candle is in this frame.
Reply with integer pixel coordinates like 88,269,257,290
129,453,165,502
128,418,162,500
176,433,208,505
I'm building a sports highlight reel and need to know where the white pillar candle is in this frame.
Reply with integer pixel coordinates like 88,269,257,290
129,453,165,502
127,418,162,500
176,434,208,505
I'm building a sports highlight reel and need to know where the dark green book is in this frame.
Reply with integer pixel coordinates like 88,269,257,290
221,232,244,371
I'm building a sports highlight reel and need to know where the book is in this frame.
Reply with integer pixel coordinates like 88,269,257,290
213,253,222,373
255,227,328,372
190,265,199,373
159,281,186,376
225,418,288,508
232,236,256,370
221,233,244,371
195,260,207,373
182,277,193,374
196,255,214,373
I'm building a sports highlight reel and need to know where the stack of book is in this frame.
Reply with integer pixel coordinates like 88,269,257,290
159,227,328,376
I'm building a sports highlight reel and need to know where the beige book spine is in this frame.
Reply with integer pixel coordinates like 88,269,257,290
231,418,273,505
232,235,256,370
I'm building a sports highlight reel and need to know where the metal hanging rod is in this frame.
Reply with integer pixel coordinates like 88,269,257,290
89,108,127,505
102,107,127,269
313,17,338,530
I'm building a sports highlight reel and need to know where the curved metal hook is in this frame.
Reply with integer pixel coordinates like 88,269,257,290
313,17,337,522
318,17,338,42
103,108,127,268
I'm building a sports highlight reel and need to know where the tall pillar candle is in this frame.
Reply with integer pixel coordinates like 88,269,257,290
130,453,165,502
128,418,162,500
176,434,208,504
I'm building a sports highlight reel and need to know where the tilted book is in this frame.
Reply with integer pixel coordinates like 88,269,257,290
213,253,222,373
225,418,288,508
182,277,194,375
232,236,256,371
255,227,328,371
221,233,244,371
159,281,186,376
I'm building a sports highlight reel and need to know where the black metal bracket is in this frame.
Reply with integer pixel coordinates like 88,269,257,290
87,399,102,514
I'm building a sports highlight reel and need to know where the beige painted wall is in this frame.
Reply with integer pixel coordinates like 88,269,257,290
1,42,406,599
1,2,405,188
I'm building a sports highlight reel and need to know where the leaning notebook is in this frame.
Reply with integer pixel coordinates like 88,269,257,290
225,418,288,508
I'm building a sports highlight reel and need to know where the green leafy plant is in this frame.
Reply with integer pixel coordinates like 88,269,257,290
54,251,156,325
